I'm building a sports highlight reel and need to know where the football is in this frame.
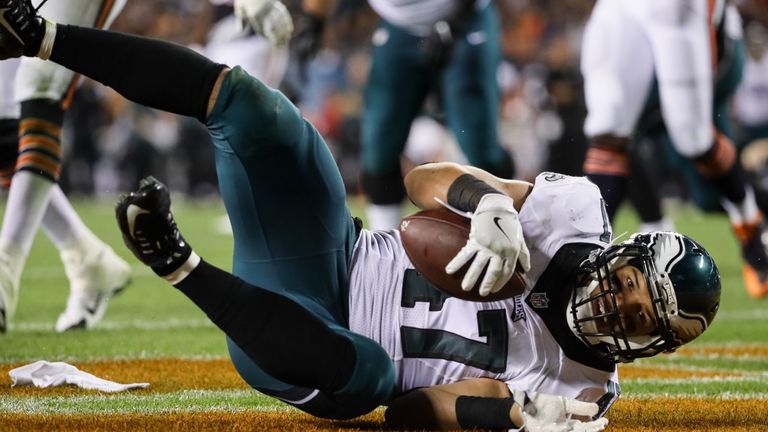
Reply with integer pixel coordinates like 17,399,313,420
399,207,527,302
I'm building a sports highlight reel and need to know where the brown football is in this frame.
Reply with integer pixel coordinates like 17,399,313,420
399,207,527,302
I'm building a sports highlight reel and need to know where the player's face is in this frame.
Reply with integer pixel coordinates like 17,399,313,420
591,264,657,337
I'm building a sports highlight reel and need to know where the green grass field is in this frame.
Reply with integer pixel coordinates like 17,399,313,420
0,196,767,430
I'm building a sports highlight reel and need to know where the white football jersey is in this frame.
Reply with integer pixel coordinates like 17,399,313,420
348,173,619,414
582,0,718,157
14,0,126,104
367,0,489,36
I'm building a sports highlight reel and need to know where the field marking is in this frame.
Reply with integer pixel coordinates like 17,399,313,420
12,318,215,332
2,388,767,415
0,389,292,414
623,393,768,400
624,376,768,385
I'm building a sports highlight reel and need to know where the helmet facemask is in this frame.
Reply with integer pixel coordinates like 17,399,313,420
567,234,692,363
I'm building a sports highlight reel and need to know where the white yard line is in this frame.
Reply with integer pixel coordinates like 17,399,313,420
0,389,293,414
624,376,768,385
13,318,215,332
624,392,768,400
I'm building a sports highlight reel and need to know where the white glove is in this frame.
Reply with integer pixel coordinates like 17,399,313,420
234,0,294,46
445,193,531,296
513,391,610,432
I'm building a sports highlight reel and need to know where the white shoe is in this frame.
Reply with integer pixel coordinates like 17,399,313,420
55,243,132,332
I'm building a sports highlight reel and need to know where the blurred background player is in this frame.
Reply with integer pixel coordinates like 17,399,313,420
0,0,131,333
580,0,768,299
205,0,292,89
624,2,747,233
298,0,516,230
733,6,768,211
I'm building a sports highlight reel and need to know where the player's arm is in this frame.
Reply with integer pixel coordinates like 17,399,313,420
385,379,609,431
404,162,533,212
405,162,534,296
385,378,520,430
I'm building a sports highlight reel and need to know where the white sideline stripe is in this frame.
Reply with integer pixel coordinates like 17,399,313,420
625,393,768,400
625,376,768,385
626,363,768,376
2,389,766,415
13,318,215,332
674,354,768,362
2,353,231,364
0,389,296,415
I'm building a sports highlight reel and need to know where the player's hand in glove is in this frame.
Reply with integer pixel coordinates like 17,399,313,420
513,390,610,432
446,193,531,296
234,0,294,46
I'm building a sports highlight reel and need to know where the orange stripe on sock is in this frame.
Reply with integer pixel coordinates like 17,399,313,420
19,118,61,137
16,153,61,179
19,135,62,159
0,165,14,189
583,146,630,177
733,213,763,244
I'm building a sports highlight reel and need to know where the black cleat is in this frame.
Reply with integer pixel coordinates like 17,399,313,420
0,0,47,59
115,176,192,277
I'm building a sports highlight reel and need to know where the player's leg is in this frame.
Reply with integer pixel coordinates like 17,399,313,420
116,173,394,419
0,59,21,330
0,0,130,331
207,68,396,414
360,20,431,230
13,17,396,414
441,2,514,179
644,0,768,297
581,0,655,220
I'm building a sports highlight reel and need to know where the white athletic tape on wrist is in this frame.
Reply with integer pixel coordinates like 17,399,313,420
165,252,201,285
37,19,56,60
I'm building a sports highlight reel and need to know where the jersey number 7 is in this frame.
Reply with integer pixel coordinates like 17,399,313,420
400,269,508,373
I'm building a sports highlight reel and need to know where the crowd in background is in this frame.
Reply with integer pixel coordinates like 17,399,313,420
56,0,768,207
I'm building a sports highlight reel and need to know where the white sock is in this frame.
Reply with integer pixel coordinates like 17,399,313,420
41,185,100,252
366,203,403,231
0,171,54,261
721,186,761,226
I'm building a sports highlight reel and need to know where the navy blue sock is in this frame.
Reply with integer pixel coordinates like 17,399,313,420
49,25,224,122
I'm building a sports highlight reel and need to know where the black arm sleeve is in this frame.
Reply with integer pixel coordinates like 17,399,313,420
455,396,519,430
49,25,224,122
446,173,504,212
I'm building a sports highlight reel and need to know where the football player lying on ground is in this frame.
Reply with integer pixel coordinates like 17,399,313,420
0,2,721,430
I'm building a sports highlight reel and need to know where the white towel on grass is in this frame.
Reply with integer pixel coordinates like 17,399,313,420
9,360,149,392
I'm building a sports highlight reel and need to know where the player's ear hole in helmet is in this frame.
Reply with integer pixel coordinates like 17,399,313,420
567,232,721,363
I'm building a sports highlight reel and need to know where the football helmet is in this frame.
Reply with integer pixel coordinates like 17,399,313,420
568,232,721,363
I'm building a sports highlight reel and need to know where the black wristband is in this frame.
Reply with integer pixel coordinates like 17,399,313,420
455,396,518,429
446,174,503,212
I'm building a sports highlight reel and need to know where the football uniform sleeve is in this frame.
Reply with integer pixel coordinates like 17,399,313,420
519,173,612,259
